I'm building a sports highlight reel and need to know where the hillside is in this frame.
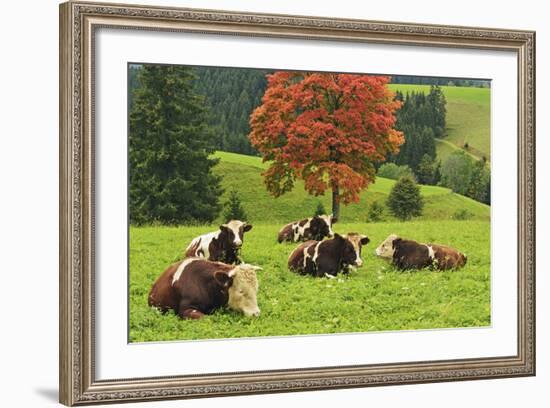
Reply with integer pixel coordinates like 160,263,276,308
388,84,490,161
212,151,490,224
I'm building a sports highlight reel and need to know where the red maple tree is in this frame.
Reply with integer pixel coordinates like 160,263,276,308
249,71,404,219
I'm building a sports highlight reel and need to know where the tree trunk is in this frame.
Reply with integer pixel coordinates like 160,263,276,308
331,185,340,220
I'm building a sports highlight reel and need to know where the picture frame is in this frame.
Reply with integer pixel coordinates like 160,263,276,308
59,1,536,405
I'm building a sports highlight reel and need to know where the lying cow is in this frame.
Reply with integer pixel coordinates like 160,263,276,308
288,233,370,278
375,234,467,270
278,214,336,243
148,258,261,319
185,220,252,264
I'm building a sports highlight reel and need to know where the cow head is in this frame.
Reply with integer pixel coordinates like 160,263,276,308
331,233,361,267
375,234,400,258
310,214,335,240
219,220,253,249
344,233,370,267
227,264,261,317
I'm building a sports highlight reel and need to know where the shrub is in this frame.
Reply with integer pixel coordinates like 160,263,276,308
367,201,385,222
387,176,424,221
440,151,490,204
440,151,474,196
453,209,473,220
377,163,415,181
223,190,247,222
468,159,491,204
314,201,327,217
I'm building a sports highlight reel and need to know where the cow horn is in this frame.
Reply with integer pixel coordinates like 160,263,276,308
239,264,262,272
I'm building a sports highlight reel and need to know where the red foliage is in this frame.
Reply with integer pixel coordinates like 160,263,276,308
249,72,403,207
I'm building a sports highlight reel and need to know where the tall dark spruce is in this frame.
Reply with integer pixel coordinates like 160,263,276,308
129,65,222,225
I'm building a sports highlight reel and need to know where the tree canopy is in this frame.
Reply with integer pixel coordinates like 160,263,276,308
440,151,490,204
249,72,403,219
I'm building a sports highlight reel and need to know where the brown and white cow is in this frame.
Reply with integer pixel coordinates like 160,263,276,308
148,258,261,320
375,234,467,270
287,233,370,278
277,214,336,243
185,220,252,264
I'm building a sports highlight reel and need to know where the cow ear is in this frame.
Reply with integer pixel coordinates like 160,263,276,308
214,271,232,288
392,238,402,248
360,236,370,245
330,214,338,224
243,223,253,232
219,224,228,232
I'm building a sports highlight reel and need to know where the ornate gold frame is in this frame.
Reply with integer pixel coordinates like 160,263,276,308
59,1,536,405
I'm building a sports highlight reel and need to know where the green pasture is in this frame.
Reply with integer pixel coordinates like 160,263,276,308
129,152,491,342
129,220,490,342
388,84,491,160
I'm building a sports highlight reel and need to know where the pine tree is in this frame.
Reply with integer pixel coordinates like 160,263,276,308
387,176,424,221
433,160,442,185
427,85,446,137
390,86,444,174
417,154,436,184
314,201,327,217
191,67,270,155
223,190,247,222
129,65,222,225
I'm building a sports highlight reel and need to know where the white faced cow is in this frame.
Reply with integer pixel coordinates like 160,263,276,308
288,232,370,278
148,258,261,319
375,234,467,270
278,214,336,243
185,220,252,264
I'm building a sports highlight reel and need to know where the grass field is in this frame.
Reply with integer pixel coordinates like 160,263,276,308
129,221,490,342
212,151,490,225
129,151,491,343
388,84,491,161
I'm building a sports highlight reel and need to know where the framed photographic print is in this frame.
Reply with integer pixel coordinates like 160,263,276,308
59,1,536,405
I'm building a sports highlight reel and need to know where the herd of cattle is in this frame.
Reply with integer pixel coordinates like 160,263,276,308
148,215,467,321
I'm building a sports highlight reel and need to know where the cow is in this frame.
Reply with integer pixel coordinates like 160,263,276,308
287,233,370,278
148,258,261,320
375,234,467,270
277,214,336,243
185,220,252,264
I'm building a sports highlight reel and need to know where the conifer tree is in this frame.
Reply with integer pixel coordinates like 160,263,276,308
129,65,222,224
387,176,424,221
223,190,247,222
314,201,327,217
417,154,437,184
